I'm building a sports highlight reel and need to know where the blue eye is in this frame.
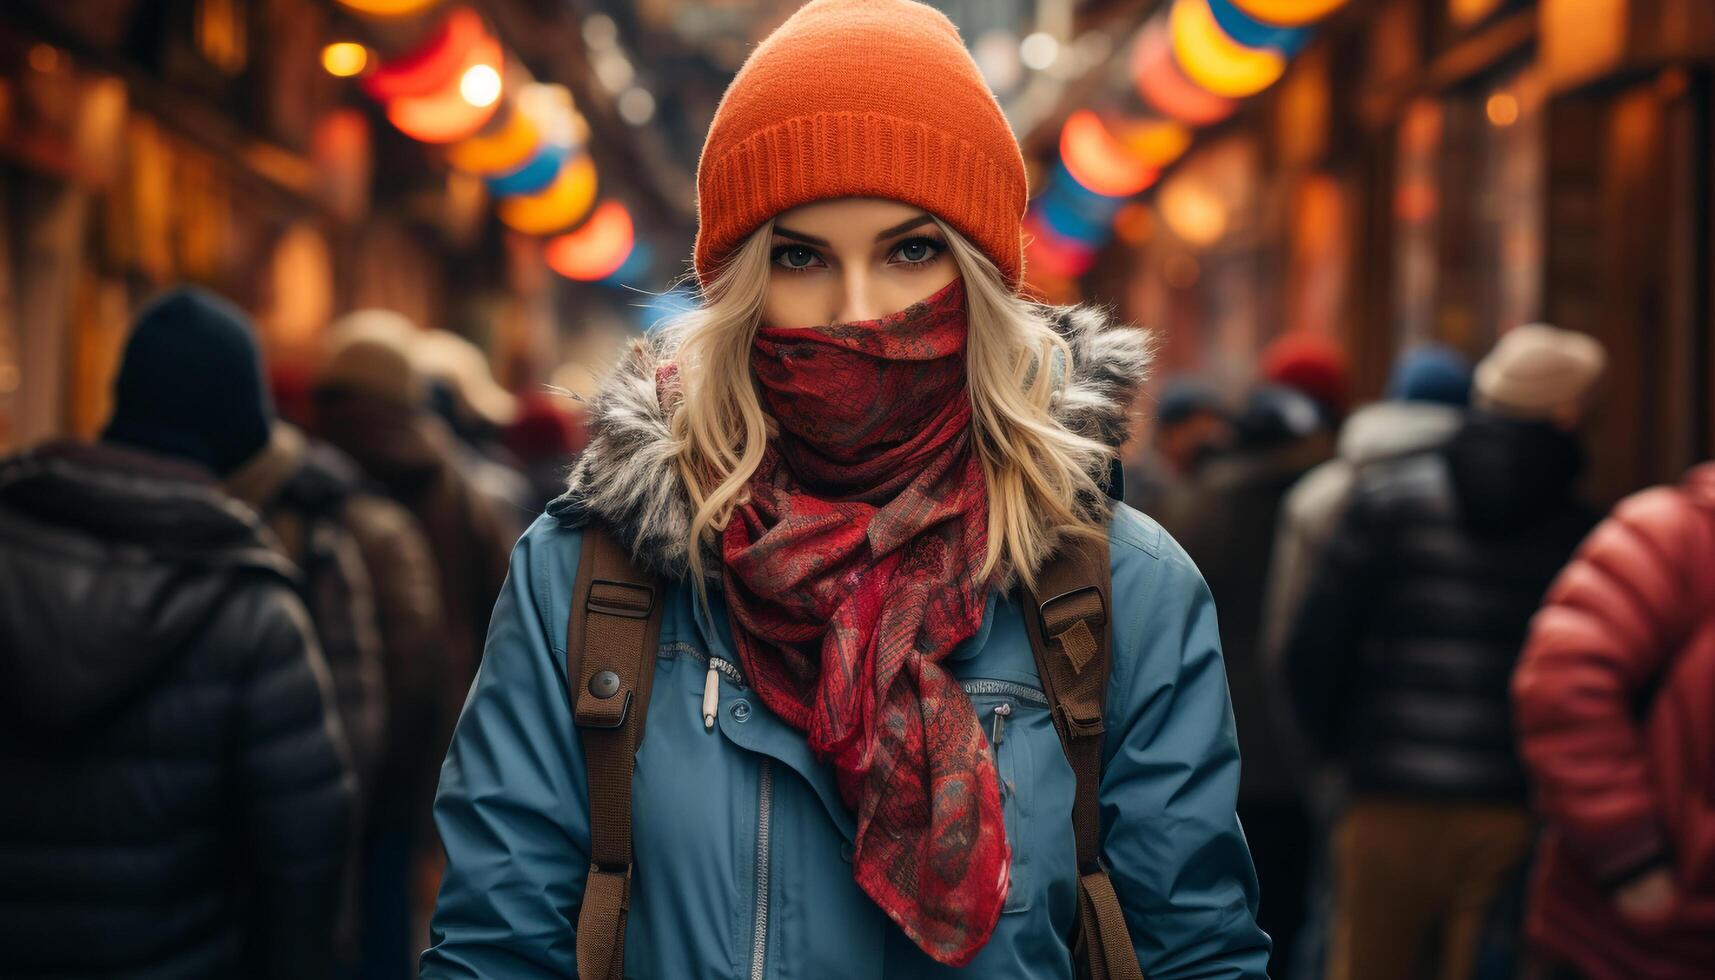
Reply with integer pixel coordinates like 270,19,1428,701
771,244,824,272
891,237,944,266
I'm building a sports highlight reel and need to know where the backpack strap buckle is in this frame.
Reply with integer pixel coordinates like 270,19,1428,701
588,579,655,619
1038,585,1108,676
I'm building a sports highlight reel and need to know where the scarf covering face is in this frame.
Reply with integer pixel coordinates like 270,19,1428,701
721,278,1008,965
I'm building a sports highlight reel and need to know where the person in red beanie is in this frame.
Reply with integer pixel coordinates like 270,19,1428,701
1261,330,1352,426
1512,464,1715,980
424,3,1267,978
505,390,589,513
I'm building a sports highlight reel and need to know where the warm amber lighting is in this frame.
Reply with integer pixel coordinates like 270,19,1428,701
382,25,503,144
1060,110,1159,198
498,153,598,234
546,201,635,281
1131,19,1237,126
1118,119,1193,168
363,8,486,101
27,44,60,74
1159,173,1229,246
1114,202,1155,246
459,63,502,107
1449,0,1504,26
1229,0,1348,26
1486,92,1520,126
1170,0,1288,99
448,105,539,174
321,42,368,78
337,0,441,17
387,72,500,143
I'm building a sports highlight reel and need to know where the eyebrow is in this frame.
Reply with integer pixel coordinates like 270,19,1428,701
771,213,936,249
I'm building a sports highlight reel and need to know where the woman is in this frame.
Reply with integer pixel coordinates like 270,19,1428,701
422,1,1267,977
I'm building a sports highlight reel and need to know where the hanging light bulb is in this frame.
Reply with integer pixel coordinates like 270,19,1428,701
1207,0,1311,54
447,102,539,174
498,153,597,234
1131,19,1237,126
459,63,502,107
321,42,368,78
363,7,485,101
1116,118,1194,168
1229,0,1349,27
546,201,635,281
1169,0,1288,99
336,0,441,19
1059,110,1160,198
381,14,502,143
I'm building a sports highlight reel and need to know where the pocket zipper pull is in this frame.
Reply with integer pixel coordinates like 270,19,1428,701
701,662,720,730
991,702,1012,748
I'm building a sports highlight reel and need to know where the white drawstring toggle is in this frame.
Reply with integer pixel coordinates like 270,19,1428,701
701,661,720,730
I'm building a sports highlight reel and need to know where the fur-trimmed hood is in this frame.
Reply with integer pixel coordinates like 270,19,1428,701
548,303,1152,581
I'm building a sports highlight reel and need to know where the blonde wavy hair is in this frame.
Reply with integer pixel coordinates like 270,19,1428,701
662,217,1113,592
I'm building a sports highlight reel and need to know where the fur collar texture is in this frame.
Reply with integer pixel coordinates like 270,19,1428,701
549,303,1152,581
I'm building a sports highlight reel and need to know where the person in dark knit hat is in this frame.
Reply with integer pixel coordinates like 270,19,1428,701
424,2,1266,978
0,286,354,980
103,287,275,475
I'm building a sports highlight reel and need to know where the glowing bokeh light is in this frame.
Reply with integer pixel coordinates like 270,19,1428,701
387,89,499,143
546,201,635,281
1158,174,1229,246
362,8,485,101
1131,19,1237,126
381,21,502,143
1170,0,1288,99
485,142,567,196
321,42,368,78
1114,202,1154,245
1023,212,1097,279
1116,118,1193,167
1486,92,1520,126
1228,0,1348,27
459,63,502,107
1020,32,1059,71
336,0,442,17
447,103,539,174
1208,0,1310,53
498,153,598,234
1060,110,1161,198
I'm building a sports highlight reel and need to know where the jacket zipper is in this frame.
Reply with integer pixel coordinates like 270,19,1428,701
960,678,1050,707
751,759,774,980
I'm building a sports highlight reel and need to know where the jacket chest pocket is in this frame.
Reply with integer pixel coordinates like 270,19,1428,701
965,680,1048,914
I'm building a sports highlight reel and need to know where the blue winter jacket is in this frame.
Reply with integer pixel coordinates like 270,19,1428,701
422,504,1268,979
422,303,1268,978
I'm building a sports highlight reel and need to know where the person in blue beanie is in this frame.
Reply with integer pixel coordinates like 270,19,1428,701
1259,341,1472,980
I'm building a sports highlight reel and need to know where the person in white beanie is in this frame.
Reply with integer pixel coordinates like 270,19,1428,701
1473,323,1607,427
1283,323,1607,980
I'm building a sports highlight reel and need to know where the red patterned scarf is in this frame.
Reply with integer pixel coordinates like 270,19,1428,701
721,278,1008,965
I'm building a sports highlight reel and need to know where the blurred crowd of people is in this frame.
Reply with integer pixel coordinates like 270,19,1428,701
1,281,1712,980
1130,324,1715,980
0,288,584,979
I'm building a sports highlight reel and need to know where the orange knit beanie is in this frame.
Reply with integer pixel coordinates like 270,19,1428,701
694,0,1029,291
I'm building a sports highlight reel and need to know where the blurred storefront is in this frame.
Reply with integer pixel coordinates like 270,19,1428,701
1059,0,1715,500
0,0,691,453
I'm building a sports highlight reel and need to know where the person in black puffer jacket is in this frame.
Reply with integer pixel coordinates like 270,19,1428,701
0,290,354,980
1283,324,1607,980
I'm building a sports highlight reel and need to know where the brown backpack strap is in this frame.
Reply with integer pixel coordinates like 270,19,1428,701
565,522,664,980
1025,533,1145,980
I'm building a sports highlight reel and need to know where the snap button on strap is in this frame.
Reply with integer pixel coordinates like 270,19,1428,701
589,670,622,699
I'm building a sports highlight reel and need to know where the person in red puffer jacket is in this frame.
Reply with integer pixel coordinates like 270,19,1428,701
1512,463,1715,980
